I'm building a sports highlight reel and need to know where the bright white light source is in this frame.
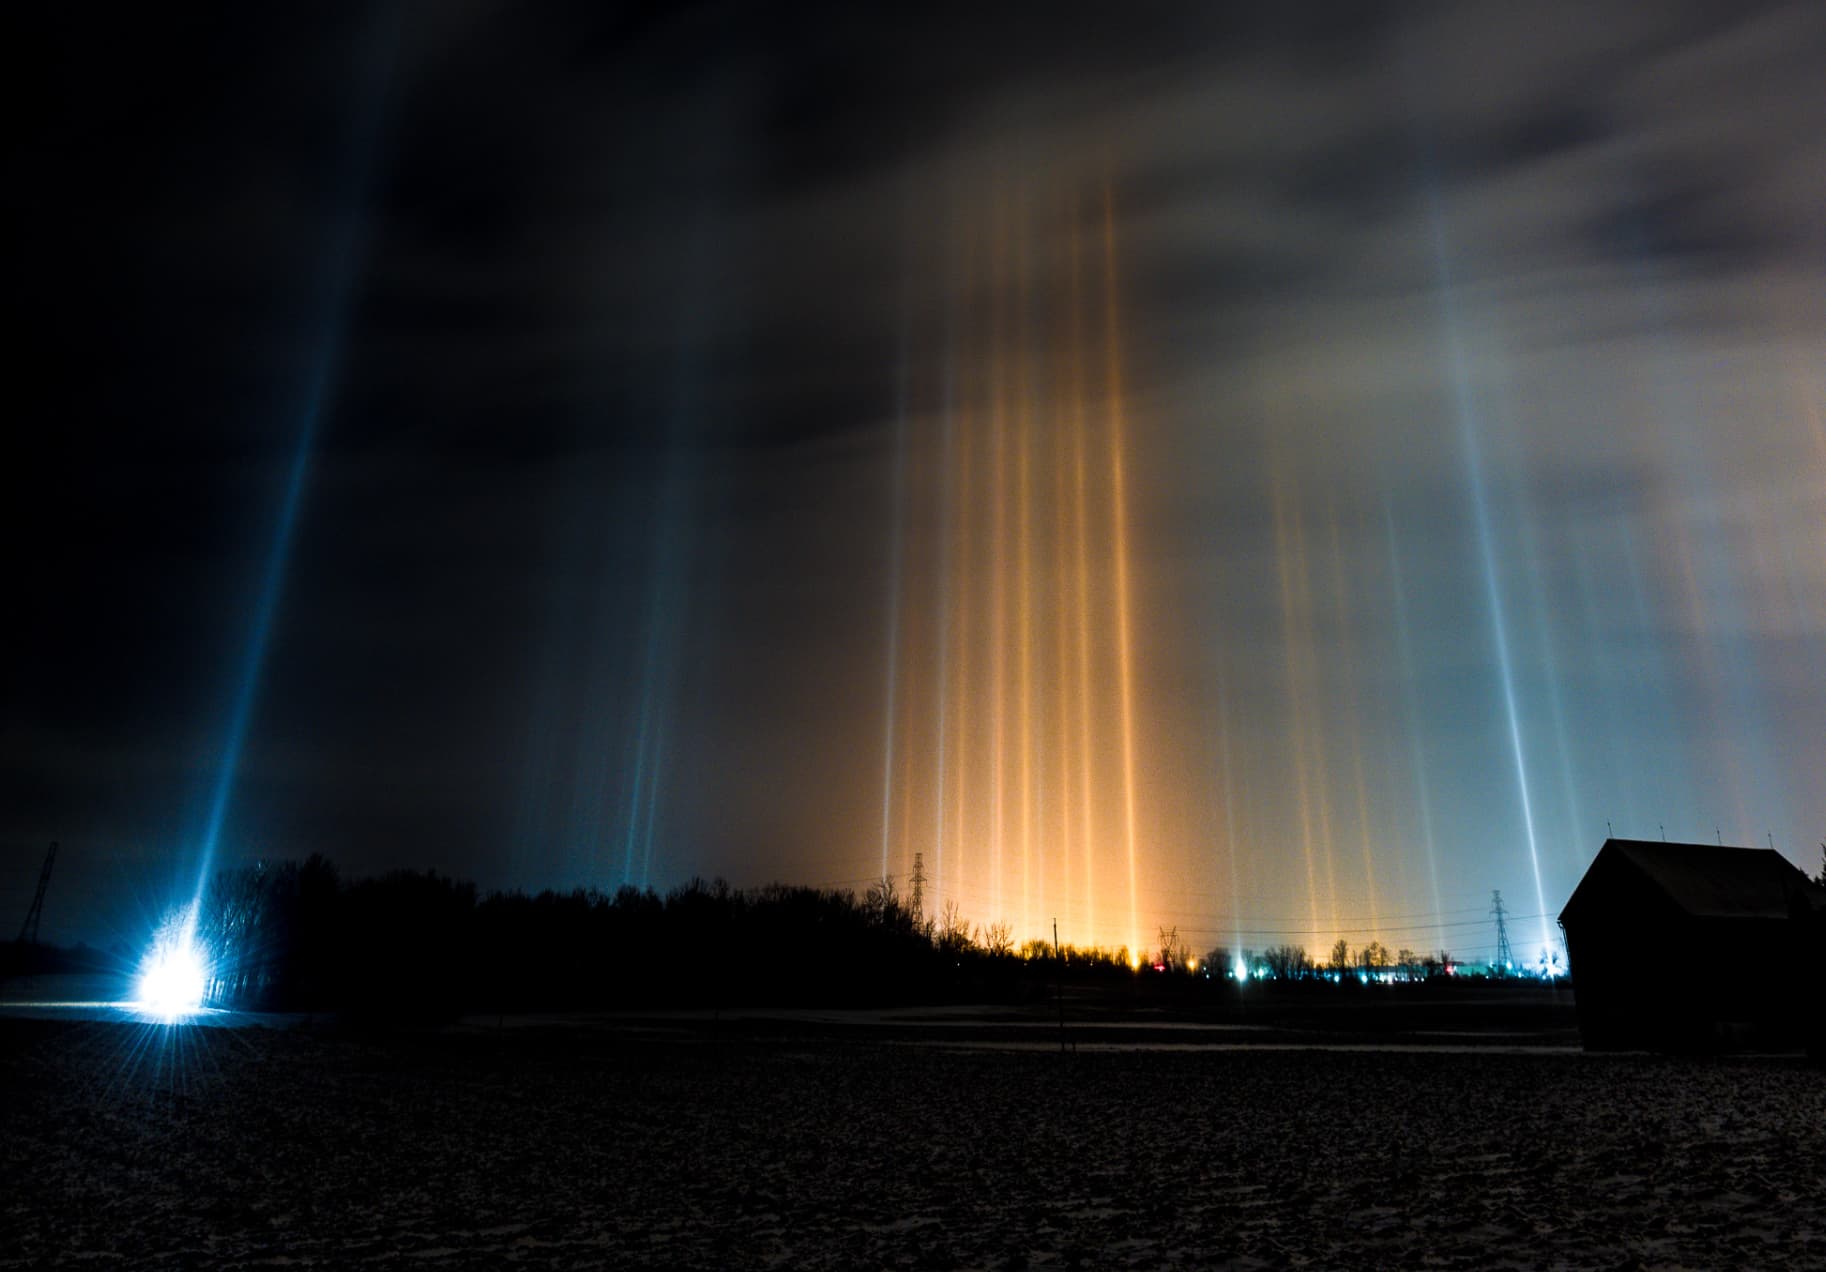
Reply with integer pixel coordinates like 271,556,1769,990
138,918,207,1019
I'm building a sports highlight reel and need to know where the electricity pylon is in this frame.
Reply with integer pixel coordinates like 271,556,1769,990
17,842,58,946
1490,888,1512,973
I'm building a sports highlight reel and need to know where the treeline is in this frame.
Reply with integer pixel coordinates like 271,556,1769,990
192,857,1137,1018
1212,941,1462,982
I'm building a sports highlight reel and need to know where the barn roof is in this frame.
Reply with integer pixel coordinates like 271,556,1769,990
1561,839,1824,924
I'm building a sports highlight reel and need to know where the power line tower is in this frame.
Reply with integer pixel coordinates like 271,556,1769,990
909,851,926,922
18,841,58,946
1490,889,1512,974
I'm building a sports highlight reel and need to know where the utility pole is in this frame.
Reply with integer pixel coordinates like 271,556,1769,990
1054,918,1066,1053
17,842,58,946
909,851,926,923
1490,889,1512,974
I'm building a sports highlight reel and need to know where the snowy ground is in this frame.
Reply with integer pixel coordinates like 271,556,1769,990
3,1016,1822,1269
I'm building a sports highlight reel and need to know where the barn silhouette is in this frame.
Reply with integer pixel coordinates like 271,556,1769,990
1560,838,1826,1053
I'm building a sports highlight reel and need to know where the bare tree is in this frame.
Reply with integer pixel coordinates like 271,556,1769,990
1329,938,1352,972
864,874,899,924
935,898,971,954
198,862,282,1004
980,920,1014,958
1263,944,1308,979
1396,948,1419,979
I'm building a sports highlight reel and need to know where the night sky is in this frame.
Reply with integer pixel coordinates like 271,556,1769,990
8,2,1824,960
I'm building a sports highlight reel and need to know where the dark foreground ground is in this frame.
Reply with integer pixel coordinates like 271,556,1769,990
3,1007,1823,1269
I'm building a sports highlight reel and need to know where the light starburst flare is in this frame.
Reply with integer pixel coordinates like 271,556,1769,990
136,911,209,1019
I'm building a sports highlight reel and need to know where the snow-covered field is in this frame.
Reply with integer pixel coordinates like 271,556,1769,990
3,1017,1822,1268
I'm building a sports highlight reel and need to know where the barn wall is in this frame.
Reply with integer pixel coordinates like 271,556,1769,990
1569,911,1813,1051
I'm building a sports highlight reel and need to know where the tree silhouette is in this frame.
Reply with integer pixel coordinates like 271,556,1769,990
1263,944,1309,979
935,899,972,954
980,920,1014,958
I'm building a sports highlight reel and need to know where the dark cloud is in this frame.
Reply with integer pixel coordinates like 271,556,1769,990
5,1,1823,945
